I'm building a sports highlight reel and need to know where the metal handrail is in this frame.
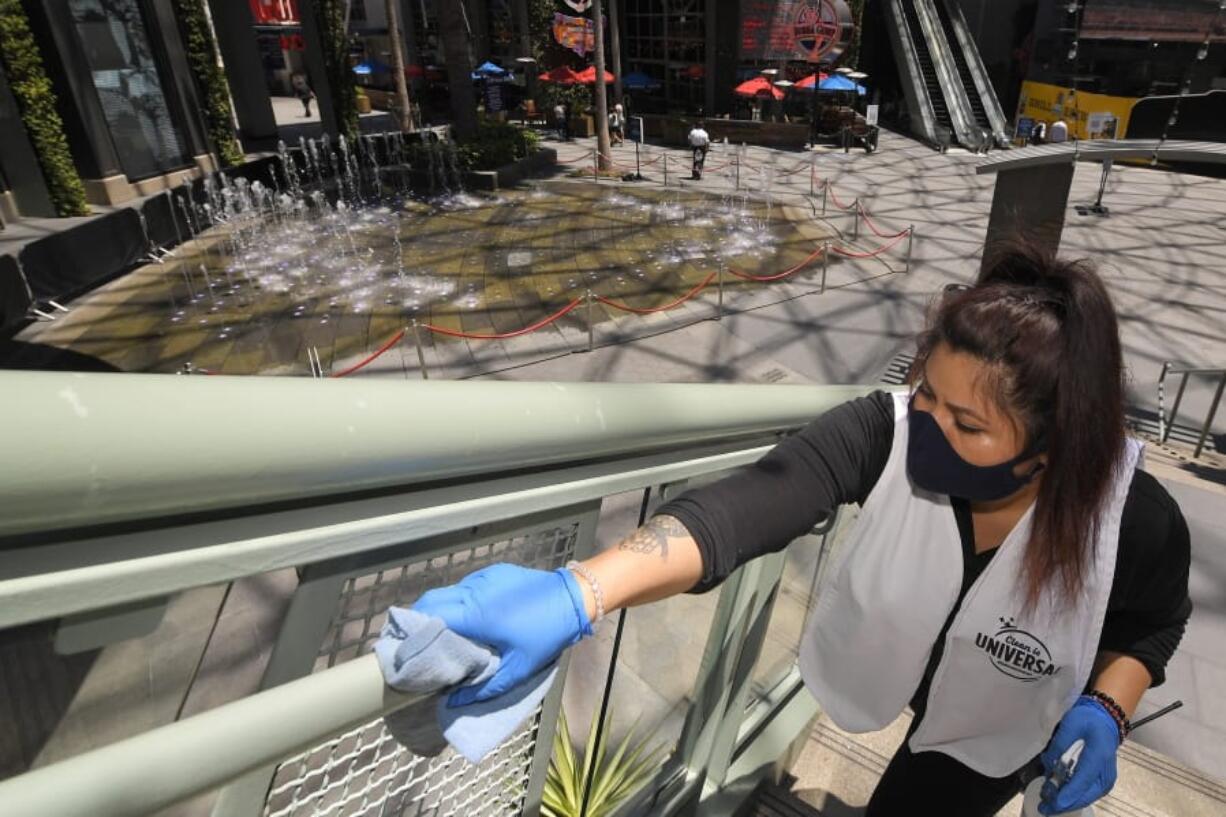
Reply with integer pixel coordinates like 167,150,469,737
0,373,870,538
0,653,419,817
0,378,880,817
1158,362,1226,458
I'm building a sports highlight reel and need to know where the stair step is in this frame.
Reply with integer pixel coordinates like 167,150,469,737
740,782,825,817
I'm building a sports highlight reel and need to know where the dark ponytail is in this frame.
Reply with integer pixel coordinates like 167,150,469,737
910,240,1127,611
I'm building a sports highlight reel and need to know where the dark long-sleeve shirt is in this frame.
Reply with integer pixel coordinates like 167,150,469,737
657,391,1193,700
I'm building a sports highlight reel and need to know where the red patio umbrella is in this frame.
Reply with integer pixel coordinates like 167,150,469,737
538,65,581,85
733,76,784,100
405,64,424,78
574,66,614,84
795,72,830,90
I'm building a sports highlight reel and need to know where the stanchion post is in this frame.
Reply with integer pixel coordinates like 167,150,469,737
809,155,816,198
585,289,594,352
735,154,740,190
592,148,598,183
410,319,429,379
717,264,724,320
635,141,641,179
821,183,828,216
821,243,830,294
852,200,860,240
905,226,915,273
663,154,669,187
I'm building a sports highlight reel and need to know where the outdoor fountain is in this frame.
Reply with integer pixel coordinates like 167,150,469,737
16,132,834,376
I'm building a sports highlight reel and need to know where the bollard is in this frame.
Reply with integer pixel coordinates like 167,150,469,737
586,289,595,352
905,226,915,273
852,200,860,240
821,184,828,216
663,154,668,187
717,264,724,320
821,243,830,294
410,319,429,379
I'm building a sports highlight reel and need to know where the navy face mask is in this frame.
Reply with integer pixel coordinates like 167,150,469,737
906,402,1045,502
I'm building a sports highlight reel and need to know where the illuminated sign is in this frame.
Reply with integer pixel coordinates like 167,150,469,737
249,0,300,26
741,0,854,64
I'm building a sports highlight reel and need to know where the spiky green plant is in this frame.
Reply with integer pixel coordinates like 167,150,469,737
542,707,667,817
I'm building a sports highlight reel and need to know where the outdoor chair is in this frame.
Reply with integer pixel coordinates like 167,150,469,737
520,99,547,127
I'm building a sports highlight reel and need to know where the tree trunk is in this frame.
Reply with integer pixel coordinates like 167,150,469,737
608,0,622,106
385,0,412,130
437,0,478,140
591,0,612,171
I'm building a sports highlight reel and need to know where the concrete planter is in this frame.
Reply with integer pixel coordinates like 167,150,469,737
464,148,558,192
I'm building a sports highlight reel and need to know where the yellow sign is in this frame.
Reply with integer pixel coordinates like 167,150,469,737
1016,81,1137,140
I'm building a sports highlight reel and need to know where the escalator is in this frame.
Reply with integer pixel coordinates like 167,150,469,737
879,0,1009,150
931,0,1009,146
899,0,955,143
932,0,989,131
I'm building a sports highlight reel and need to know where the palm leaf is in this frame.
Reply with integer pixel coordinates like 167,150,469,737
543,705,667,817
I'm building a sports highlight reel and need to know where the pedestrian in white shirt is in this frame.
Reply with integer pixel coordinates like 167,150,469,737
688,121,710,180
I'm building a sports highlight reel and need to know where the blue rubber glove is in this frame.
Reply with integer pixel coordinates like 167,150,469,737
411,563,592,708
1038,696,1122,815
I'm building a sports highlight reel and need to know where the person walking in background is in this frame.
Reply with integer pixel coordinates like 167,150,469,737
292,74,315,118
688,120,710,180
1030,122,1048,146
403,241,1191,817
609,104,625,145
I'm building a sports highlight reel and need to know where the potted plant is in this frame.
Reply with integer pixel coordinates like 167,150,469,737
542,708,666,817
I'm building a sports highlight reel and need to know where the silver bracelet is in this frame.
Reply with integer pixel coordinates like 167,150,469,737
566,560,605,624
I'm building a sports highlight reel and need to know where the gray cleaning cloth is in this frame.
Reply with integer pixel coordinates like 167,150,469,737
374,607,557,763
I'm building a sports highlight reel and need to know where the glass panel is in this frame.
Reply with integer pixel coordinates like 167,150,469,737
68,0,189,181
561,490,722,804
747,507,860,704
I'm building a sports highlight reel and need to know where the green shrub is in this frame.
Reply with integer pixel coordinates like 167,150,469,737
543,708,665,817
456,121,540,171
0,0,89,216
173,0,243,167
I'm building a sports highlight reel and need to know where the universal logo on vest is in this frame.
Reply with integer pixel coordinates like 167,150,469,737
975,617,1062,682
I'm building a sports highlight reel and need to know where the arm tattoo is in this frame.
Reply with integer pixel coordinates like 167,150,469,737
619,515,689,559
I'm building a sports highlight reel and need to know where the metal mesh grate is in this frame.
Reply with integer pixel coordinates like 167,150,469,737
263,713,538,817
317,524,579,670
263,523,579,817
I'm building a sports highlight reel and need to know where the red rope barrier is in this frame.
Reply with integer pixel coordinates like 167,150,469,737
331,328,407,378
421,298,583,340
857,203,909,239
596,153,638,173
828,186,857,211
557,153,591,165
728,244,825,282
830,231,910,258
596,271,716,314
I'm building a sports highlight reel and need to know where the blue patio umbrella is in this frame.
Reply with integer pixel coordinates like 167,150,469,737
472,61,509,77
622,70,661,90
352,59,391,75
817,74,866,95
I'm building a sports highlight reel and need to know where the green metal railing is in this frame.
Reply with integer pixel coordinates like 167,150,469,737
0,372,875,817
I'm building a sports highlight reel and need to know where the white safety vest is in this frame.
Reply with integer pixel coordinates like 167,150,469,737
799,393,1141,776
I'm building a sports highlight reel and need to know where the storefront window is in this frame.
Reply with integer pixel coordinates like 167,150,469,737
68,0,189,181
623,0,706,113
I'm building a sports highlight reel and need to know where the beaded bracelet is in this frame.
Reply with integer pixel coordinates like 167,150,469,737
566,560,605,625
1087,690,1131,741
